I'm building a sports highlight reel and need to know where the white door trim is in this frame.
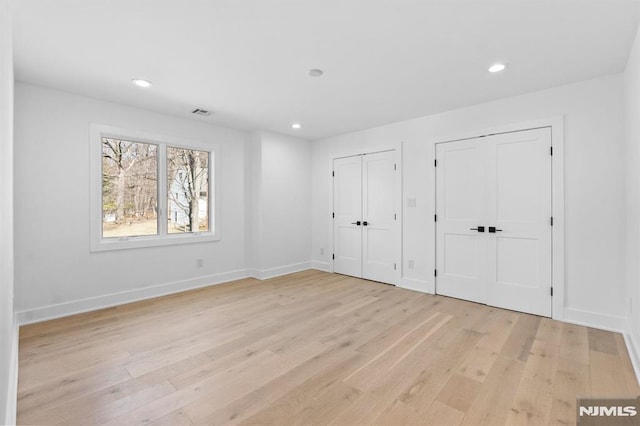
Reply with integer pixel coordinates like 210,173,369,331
429,117,565,321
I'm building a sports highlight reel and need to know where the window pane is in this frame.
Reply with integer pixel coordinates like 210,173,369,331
167,147,209,233
102,138,158,237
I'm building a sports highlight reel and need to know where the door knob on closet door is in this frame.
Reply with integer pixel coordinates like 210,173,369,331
470,226,485,232
488,227,503,233
363,221,369,226
351,221,361,226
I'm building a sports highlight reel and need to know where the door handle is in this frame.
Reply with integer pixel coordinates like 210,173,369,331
363,221,369,226
488,227,503,233
470,226,485,232
350,221,361,226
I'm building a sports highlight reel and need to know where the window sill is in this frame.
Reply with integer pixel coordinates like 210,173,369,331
90,232,220,252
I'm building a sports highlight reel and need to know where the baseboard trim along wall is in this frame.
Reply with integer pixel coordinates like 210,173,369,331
398,278,433,294
624,320,640,386
563,307,627,333
310,261,331,272
251,262,313,280
16,263,317,326
4,318,18,426
16,269,250,325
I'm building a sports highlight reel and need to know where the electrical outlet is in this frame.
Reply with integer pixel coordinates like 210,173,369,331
408,260,415,269
196,258,204,268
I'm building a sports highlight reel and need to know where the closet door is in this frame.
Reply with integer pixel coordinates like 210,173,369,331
435,128,552,317
486,128,552,317
333,156,363,277
435,139,488,304
362,150,398,285
333,151,399,284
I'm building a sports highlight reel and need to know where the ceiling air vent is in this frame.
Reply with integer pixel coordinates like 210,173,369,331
192,108,212,116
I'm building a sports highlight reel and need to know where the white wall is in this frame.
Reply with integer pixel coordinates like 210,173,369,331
14,84,249,320
625,25,640,372
249,131,312,276
312,74,627,329
0,0,16,423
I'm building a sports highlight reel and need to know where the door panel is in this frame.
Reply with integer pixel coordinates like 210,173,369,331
436,140,488,304
444,146,485,221
362,151,398,284
333,156,362,277
486,128,552,317
444,233,481,279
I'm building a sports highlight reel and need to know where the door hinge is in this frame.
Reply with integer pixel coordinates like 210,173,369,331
550,216,554,226
332,170,335,177
394,163,397,171
394,213,397,220
332,253,335,260
332,212,335,219
434,269,437,277
550,146,553,156
394,263,397,270
434,214,437,222
434,159,437,167
550,287,554,296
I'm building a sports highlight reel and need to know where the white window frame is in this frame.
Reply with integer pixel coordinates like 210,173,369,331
90,124,221,251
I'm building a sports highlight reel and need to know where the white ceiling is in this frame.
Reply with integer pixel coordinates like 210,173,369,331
12,0,640,140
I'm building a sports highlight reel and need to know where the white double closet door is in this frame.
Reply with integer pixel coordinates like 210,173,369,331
436,128,552,317
333,150,399,285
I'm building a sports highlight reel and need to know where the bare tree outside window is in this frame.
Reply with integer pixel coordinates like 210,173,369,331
167,147,209,233
102,138,158,237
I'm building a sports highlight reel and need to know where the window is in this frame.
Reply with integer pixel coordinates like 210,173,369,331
102,139,158,238
167,147,209,234
91,125,219,251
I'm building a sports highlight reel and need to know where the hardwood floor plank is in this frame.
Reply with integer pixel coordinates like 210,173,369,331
398,328,483,410
549,357,590,426
460,355,525,425
505,339,559,425
434,373,482,414
590,349,634,396
417,401,465,426
195,347,364,425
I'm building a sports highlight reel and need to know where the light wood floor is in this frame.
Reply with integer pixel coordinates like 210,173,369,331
17,270,639,425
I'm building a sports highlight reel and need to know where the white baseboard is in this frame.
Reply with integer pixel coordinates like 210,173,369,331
16,269,250,325
562,307,626,333
398,277,433,294
623,324,640,387
4,317,18,426
251,262,313,280
310,261,331,272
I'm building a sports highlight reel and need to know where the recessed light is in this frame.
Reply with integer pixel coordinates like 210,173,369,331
308,69,324,78
131,78,152,88
488,63,507,73
291,123,302,129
